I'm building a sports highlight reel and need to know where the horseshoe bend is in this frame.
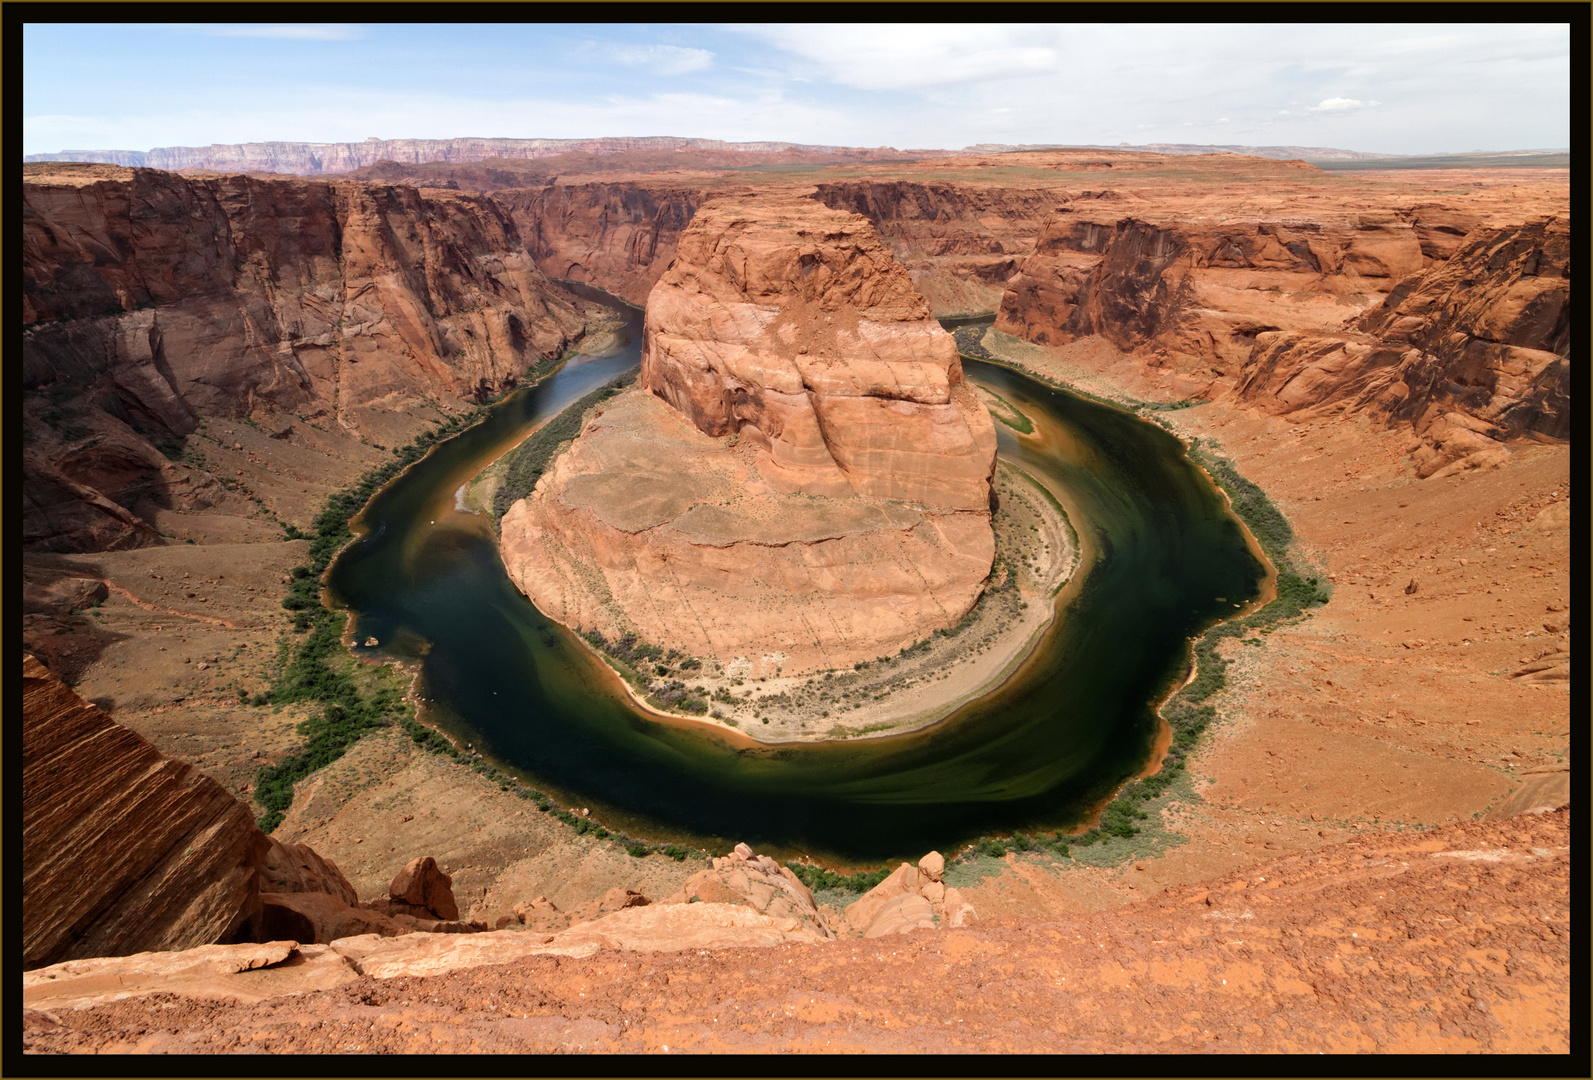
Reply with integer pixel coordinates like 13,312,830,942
495,200,1071,738
19,31,1571,1054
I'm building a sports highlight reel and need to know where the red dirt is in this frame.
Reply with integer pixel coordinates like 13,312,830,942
22,809,1568,1055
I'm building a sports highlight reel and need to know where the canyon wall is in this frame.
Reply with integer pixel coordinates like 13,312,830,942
813,181,1070,315
991,200,1571,475
1234,216,1569,476
994,207,1426,376
22,163,586,551
500,199,997,675
497,183,704,307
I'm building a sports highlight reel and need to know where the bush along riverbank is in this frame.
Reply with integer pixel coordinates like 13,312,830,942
254,376,716,866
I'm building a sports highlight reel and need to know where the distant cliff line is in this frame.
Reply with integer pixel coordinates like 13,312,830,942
21,136,927,175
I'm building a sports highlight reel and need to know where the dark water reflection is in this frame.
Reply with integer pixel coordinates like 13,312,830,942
326,301,1263,863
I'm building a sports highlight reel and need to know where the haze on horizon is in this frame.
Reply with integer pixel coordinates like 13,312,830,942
23,21,1570,158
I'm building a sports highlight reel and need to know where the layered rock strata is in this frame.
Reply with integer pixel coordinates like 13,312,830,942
994,206,1425,375
21,651,460,965
640,200,998,510
22,652,270,969
814,181,1069,315
22,163,586,551
1233,217,1569,476
501,200,997,675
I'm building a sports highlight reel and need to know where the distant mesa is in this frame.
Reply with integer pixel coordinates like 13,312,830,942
21,136,923,176
499,198,998,676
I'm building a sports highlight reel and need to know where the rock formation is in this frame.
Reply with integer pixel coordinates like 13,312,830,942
814,181,1069,315
665,842,832,939
640,200,997,509
843,851,975,936
994,206,1425,373
1233,217,1569,476
500,199,997,674
22,652,270,969
21,650,465,964
376,856,461,922
497,183,702,306
22,163,586,551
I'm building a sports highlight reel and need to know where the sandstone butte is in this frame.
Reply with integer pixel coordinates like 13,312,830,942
499,199,998,675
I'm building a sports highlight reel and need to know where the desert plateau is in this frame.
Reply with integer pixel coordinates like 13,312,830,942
19,21,1572,1061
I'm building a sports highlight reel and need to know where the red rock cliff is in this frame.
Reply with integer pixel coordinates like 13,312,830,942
1233,216,1569,477
22,163,586,552
641,199,997,511
500,199,997,675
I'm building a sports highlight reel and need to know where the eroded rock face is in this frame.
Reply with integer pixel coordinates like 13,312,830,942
21,650,452,960
501,200,996,675
21,652,270,969
813,181,1070,316
641,199,997,511
995,207,1424,376
1234,217,1569,477
500,183,701,307
22,163,586,552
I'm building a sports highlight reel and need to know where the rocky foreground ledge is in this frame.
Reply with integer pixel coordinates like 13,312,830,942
23,810,1568,1053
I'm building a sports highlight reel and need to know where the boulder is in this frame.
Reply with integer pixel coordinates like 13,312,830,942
666,843,829,939
385,856,459,921
843,851,974,936
259,838,359,908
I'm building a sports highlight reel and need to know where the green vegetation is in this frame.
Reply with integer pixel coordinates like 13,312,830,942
978,385,1035,434
785,862,895,895
492,372,636,520
252,405,505,830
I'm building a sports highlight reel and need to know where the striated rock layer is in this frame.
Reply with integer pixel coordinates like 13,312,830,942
21,652,270,969
21,651,440,967
22,163,586,552
640,199,997,510
995,206,1426,374
502,199,997,675
1234,217,1569,477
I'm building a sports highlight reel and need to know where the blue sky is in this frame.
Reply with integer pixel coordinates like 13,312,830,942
23,22,1571,156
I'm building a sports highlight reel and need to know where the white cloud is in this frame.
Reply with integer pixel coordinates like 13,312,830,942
732,24,1058,91
187,24,366,41
609,44,713,76
1309,97,1377,112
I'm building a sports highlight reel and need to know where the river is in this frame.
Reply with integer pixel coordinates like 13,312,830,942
325,293,1263,863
